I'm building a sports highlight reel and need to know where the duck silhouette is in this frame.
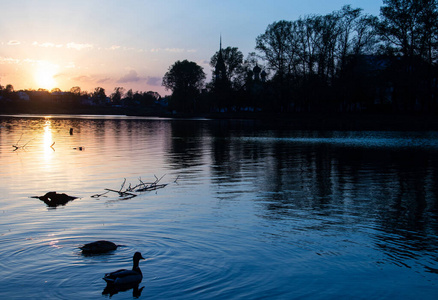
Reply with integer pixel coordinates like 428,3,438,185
103,252,145,285
80,240,120,254
33,192,77,208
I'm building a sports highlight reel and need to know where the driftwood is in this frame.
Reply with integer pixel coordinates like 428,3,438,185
91,175,168,200
12,133,33,151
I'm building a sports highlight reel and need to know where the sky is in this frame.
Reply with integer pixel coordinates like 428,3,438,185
0,0,382,96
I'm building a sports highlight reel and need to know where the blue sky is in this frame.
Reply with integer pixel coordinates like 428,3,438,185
0,0,382,96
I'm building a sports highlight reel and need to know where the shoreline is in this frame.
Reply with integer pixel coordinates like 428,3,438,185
1,108,438,131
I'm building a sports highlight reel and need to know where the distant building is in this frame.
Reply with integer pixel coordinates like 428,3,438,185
214,36,228,90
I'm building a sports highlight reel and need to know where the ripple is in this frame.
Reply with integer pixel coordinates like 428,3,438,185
2,117,438,299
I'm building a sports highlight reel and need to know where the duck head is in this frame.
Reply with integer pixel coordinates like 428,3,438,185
134,252,145,262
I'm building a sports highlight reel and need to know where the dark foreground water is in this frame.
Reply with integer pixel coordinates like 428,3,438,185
0,115,437,299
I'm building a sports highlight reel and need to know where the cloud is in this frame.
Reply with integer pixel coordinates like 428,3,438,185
67,42,93,51
64,62,76,69
165,48,185,53
72,75,92,82
149,48,197,53
0,57,48,65
32,41,63,48
0,57,20,64
147,76,162,86
107,45,144,52
7,40,20,46
97,77,111,84
118,70,141,83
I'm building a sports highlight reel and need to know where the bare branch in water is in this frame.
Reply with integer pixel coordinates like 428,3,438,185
15,133,23,145
12,133,34,151
119,178,126,193
104,188,136,199
92,175,169,200
91,190,110,198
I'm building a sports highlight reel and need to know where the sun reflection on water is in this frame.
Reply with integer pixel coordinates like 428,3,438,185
43,118,54,163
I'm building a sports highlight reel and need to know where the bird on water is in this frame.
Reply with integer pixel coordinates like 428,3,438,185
103,252,145,285
80,240,119,254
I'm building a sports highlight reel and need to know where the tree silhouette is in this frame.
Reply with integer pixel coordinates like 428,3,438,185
163,60,205,112
379,0,438,60
93,87,106,105
5,84,14,93
70,86,81,96
210,46,244,88
111,87,125,105
378,0,438,112
256,20,295,79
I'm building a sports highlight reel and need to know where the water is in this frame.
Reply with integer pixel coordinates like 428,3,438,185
0,115,437,299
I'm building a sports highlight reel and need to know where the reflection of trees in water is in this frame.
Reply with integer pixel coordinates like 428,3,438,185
369,150,438,261
209,121,269,190
206,127,438,254
164,121,208,170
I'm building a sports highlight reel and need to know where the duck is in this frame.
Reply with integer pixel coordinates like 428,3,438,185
80,240,119,254
103,252,145,285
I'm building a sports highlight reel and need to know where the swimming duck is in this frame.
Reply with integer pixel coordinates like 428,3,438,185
80,240,119,254
103,252,145,285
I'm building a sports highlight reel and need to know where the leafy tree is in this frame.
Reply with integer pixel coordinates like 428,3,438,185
6,84,14,93
378,0,438,111
70,86,81,96
256,20,295,78
111,87,125,105
124,89,134,106
163,60,205,112
379,0,438,60
126,89,133,100
140,91,161,106
145,91,161,101
93,87,106,105
210,46,244,88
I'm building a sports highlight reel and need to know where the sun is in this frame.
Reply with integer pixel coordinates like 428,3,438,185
34,64,58,90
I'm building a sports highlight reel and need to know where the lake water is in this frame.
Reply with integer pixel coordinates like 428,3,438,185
0,115,437,299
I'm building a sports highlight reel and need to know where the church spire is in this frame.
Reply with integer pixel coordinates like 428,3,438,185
215,35,226,82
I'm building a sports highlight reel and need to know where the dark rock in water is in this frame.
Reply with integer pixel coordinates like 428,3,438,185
33,191,78,208
80,240,119,254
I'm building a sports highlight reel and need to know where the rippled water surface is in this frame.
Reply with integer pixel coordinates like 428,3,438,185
1,115,437,299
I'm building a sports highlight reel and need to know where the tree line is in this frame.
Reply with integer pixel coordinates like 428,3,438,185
163,0,438,115
0,84,163,114
2,0,438,116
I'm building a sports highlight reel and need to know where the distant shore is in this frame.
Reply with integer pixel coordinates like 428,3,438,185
2,106,438,131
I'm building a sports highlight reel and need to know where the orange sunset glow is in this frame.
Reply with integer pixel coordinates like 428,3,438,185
0,1,380,95
34,63,58,91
